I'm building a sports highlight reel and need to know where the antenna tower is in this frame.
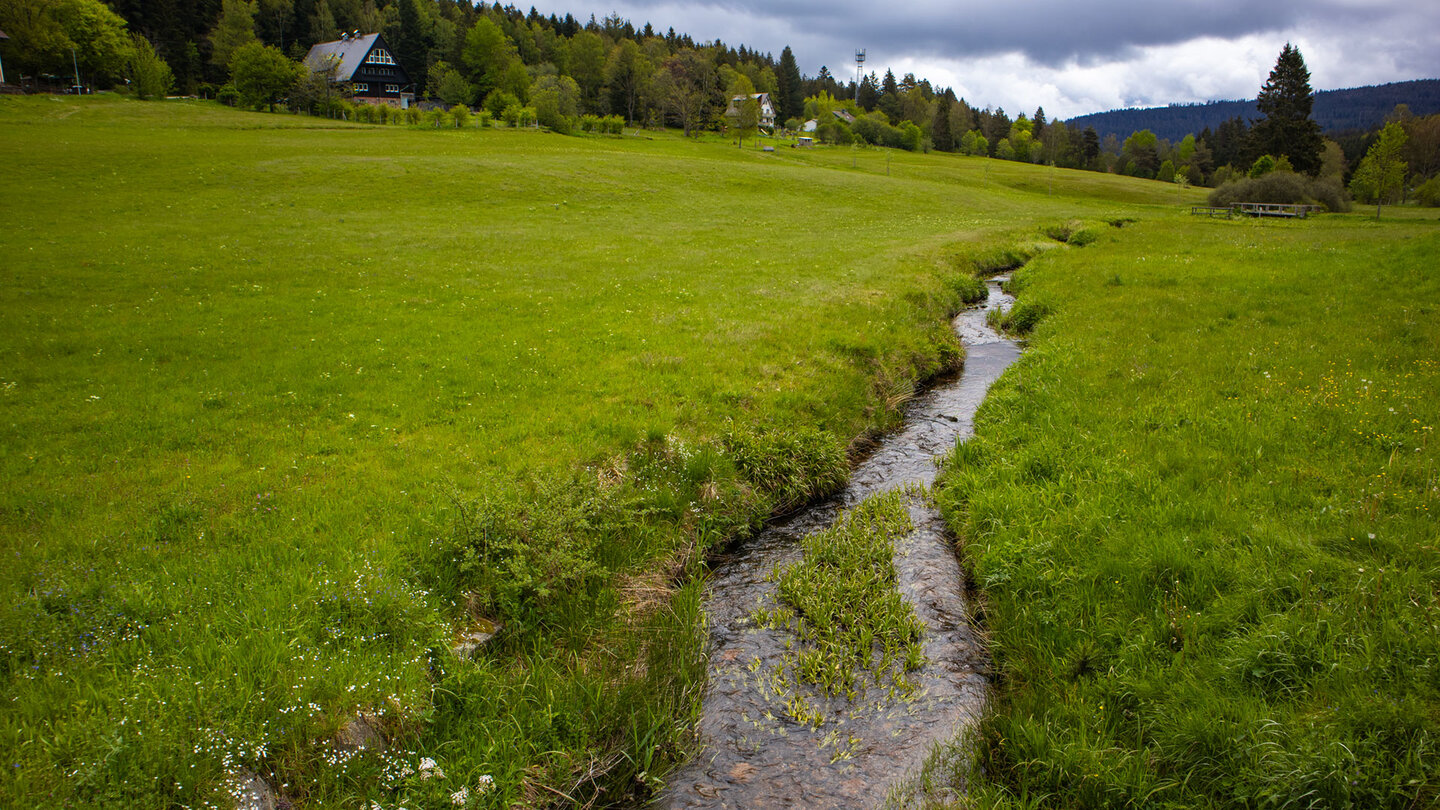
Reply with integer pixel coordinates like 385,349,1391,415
854,49,866,101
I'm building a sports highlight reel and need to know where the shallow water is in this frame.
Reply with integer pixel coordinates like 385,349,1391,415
659,281,1021,808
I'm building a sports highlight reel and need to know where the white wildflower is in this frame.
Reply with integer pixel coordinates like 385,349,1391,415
450,786,469,806
418,757,444,780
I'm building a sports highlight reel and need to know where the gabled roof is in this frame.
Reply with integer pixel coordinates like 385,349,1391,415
303,33,380,81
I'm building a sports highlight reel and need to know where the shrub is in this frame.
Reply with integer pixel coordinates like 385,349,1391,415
1250,154,1276,178
404,106,422,125
484,90,518,120
1307,177,1352,212
450,104,469,128
1041,222,1078,243
579,114,600,132
1208,171,1352,212
435,479,610,629
816,120,852,145
1417,176,1440,207
476,110,493,128
216,83,240,106
603,115,624,134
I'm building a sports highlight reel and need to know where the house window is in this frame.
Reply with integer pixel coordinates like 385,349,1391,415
365,49,395,65
354,83,369,93
385,84,400,93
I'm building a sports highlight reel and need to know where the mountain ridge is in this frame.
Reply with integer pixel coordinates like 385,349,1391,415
1063,79,1440,141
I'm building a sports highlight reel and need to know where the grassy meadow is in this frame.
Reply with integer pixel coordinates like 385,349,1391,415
934,214,1440,807
0,95,1194,807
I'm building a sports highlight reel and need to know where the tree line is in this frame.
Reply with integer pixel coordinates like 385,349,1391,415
4,0,1437,204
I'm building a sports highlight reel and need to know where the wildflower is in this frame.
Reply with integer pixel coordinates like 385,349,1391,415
418,757,444,780
476,774,494,794
450,786,469,806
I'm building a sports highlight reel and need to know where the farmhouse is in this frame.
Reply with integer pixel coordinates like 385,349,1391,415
726,92,777,132
303,32,414,108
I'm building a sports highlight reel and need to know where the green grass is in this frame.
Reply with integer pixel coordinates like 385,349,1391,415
935,213,1440,807
0,95,1198,807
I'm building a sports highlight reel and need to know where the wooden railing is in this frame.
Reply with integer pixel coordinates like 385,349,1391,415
1191,203,1324,219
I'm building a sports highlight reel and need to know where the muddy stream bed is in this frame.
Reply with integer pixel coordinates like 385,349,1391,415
659,280,1021,808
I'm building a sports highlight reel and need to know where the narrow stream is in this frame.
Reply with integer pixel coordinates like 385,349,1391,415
659,280,1021,808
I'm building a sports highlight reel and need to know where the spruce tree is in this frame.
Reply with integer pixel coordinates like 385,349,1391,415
1249,44,1323,174
776,46,804,123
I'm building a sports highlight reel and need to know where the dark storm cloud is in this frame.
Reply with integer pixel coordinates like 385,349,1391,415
526,0,1440,116
559,0,1422,66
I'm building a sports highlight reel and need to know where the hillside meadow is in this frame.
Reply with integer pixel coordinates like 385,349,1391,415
0,96,1192,807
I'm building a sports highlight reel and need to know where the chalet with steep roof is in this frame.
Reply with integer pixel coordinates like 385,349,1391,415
303,32,414,108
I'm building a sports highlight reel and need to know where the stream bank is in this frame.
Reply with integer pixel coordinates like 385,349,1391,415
660,279,1021,808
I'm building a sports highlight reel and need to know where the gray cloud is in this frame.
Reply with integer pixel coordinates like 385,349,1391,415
525,0,1440,116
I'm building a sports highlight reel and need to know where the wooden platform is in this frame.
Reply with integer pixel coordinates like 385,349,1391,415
1191,203,1323,219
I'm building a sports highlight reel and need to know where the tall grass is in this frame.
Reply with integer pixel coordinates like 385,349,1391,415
936,214,1440,807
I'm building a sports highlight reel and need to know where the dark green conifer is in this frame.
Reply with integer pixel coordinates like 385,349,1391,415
1248,44,1324,174
776,46,804,122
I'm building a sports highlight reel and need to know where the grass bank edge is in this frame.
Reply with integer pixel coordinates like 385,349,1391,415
410,229,1062,804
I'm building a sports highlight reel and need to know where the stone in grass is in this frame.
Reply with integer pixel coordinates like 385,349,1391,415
452,616,502,660
335,713,386,753
230,769,290,810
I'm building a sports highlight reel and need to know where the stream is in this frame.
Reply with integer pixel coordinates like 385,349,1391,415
659,280,1021,808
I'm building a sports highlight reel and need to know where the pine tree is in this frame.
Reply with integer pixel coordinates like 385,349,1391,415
1249,44,1323,174
856,72,878,111
776,46,803,123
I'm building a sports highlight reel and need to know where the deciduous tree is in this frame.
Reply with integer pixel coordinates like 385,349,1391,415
1350,122,1407,218
209,0,258,69
228,40,300,110
129,32,172,99
461,16,516,100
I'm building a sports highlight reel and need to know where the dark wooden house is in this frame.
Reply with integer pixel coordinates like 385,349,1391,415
303,32,414,108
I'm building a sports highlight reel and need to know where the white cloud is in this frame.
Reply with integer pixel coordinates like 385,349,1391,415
522,1,1440,117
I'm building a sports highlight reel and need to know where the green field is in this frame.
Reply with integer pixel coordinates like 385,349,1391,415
1,95,1434,808
932,214,1440,807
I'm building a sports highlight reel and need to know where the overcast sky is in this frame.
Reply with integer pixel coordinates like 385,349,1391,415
525,0,1440,119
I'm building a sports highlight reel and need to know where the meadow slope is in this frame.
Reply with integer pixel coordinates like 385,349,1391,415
0,96,1194,807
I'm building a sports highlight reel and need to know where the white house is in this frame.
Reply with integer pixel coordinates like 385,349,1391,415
726,92,777,132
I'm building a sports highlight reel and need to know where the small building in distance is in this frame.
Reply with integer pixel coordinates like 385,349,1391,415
726,92,777,132
303,32,414,108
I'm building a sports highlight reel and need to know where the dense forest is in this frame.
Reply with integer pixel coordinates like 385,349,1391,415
1065,79,1440,141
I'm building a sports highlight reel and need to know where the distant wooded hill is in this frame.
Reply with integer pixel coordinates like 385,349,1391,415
1064,79,1440,141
